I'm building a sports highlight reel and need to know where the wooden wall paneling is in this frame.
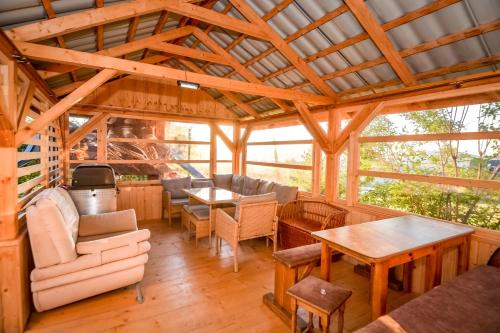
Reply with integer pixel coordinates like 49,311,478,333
117,185,163,221
97,116,107,163
0,229,30,333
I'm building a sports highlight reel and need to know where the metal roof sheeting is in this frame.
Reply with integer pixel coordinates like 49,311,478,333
0,0,499,116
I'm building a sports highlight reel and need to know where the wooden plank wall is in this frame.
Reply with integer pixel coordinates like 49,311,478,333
117,182,163,221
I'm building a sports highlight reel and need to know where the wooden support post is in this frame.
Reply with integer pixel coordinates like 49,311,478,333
325,110,341,201
232,123,241,174
97,116,107,163
346,132,360,207
312,141,321,196
40,125,49,187
210,123,217,176
239,126,252,176
62,113,70,185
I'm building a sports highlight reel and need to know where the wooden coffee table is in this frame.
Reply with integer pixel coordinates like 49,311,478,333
183,187,240,247
312,215,474,320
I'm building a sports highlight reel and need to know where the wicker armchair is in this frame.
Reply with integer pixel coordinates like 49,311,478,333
278,199,347,249
215,194,278,272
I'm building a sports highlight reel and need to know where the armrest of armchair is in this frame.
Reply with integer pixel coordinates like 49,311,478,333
215,208,239,243
162,190,172,206
76,229,150,255
279,200,300,220
79,209,138,236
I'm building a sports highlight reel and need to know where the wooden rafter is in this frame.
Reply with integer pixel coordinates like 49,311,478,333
40,0,78,82
230,0,337,98
177,58,261,119
142,10,170,59
343,0,416,86
39,26,194,80
16,69,117,146
191,28,293,113
95,0,104,51
190,2,233,51
294,101,331,154
6,0,268,42
15,41,335,105
149,42,231,65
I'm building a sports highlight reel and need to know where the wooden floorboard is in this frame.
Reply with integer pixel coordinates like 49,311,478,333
25,219,416,332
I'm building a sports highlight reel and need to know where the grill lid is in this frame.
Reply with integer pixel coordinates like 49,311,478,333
71,164,116,189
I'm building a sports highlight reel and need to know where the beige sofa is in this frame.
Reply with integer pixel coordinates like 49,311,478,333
26,187,151,312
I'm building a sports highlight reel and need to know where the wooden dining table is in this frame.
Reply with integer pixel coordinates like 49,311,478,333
311,215,474,320
183,187,240,247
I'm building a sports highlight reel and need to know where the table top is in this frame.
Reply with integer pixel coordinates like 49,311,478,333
312,215,474,262
183,187,240,205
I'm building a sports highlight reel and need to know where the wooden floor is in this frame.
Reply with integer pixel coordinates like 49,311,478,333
26,219,416,333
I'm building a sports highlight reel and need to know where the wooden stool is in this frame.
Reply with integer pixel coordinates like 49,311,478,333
287,276,351,333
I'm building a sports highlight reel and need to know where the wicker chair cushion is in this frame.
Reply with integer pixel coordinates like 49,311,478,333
192,208,210,220
242,176,260,195
231,174,245,194
257,180,275,194
171,198,189,205
162,177,191,199
192,179,214,188
213,174,232,190
280,217,321,233
183,204,208,214
235,192,276,221
273,184,298,204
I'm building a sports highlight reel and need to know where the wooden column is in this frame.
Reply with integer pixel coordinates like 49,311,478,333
232,123,240,174
97,116,108,163
325,110,340,201
62,113,71,185
312,141,321,196
346,132,360,206
209,123,217,176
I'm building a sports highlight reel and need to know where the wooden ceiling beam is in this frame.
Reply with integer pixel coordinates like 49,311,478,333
16,69,117,146
149,42,231,65
190,2,233,51
126,16,140,43
230,0,337,99
95,0,104,51
39,26,194,80
53,55,171,97
177,58,261,119
344,0,416,86
142,10,170,59
191,28,293,113
68,112,109,146
6,0,268,42
16,41,335,105
294,101,331,154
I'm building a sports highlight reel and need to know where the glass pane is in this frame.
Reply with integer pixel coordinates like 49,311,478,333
248,125,312,142
108,118,157,139
69,114,91,134
360,140,499,180
246,164,312,192
338,150,348,200
107,142,210,160
359,177,500,230
216,137,232,160
320,151,326,194
109,162,210,180
70,130,97,160
247,144,312,166
163,122,210,141
362,103,499,137
217,162,233,174
219,125,234,140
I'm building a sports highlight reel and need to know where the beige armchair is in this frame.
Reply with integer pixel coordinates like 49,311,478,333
26,187,150,312
215,193,278,272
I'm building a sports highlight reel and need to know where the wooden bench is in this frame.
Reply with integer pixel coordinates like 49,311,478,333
288,275,352,333
278,199,347,249
263,243,323,327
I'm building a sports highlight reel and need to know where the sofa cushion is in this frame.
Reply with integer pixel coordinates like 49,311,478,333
192,179,214,188
183,204,209,214
26,188,79,268
235,192,276,221
231,174,245,194
242,176,260,195
257,180,275,194
162,177,191,199
171,198,189,205
273,184,298,204
213,174,233,190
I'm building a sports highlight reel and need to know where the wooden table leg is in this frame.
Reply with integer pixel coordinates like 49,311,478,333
424,251,437,292
370,262,389,320
208,204,213,249
320,242,332,282
457,235,470,275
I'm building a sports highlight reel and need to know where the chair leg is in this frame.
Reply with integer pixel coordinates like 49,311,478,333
308,311,314,331
291,298,298,333
215,235,219,254
233,244,239,273
168,207,172,226
338,303,345,333
266,237,269,248
321,314,330,333
135,282,144,304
